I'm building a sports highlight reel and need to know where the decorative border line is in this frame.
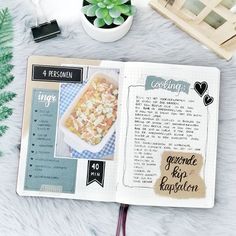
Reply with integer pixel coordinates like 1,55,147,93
122,84,209,189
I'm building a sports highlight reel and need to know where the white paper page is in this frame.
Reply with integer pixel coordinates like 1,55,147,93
17,57,124,203
115,62,220,208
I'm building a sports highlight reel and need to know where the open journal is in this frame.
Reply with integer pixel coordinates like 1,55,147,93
17,56,220,208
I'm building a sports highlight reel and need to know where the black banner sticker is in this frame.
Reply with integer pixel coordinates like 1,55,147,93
32,65,83,83
86,160,105,187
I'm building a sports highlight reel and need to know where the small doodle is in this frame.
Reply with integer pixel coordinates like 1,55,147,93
194,81,208,97
203,94,214,106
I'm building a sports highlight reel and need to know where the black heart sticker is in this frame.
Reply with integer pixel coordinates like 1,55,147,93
194,81,208,97
203,94,214,106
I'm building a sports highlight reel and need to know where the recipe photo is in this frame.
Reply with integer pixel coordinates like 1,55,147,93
54,66,120,160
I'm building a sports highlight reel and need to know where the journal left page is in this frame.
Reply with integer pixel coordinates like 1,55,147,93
17,56,123,202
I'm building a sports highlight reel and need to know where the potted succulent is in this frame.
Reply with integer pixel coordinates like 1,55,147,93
81,0,136,42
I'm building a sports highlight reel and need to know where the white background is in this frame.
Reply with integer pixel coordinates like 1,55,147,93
1,0,236,235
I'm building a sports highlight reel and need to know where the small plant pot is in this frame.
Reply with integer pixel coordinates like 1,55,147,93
81,2,134,42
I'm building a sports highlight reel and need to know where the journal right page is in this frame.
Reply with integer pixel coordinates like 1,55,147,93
115,62,220,208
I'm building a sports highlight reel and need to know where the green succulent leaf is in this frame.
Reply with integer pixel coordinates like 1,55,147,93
123,5,136,16
107,4,115,9
94,18,106,27
81,5,92,14
104,0,112,4
97,2,106,8
109,7,121,18
104,14,113,25
87,5,99,17
86,0,98,4
96,7,109,18
82,0,135,27
130,5,136,15
117,4,130,14
117,0,129,4
113,15,124,25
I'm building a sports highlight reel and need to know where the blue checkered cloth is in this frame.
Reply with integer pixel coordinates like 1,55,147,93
60,83,116,159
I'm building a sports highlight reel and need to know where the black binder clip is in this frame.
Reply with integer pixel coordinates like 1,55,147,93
31,20,61,43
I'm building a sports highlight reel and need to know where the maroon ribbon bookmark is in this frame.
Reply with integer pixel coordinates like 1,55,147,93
116,204,129,236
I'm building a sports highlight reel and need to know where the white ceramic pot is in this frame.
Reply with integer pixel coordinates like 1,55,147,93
81,9,133,42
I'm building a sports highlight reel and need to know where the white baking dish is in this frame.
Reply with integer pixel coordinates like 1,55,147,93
59,72,118,153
